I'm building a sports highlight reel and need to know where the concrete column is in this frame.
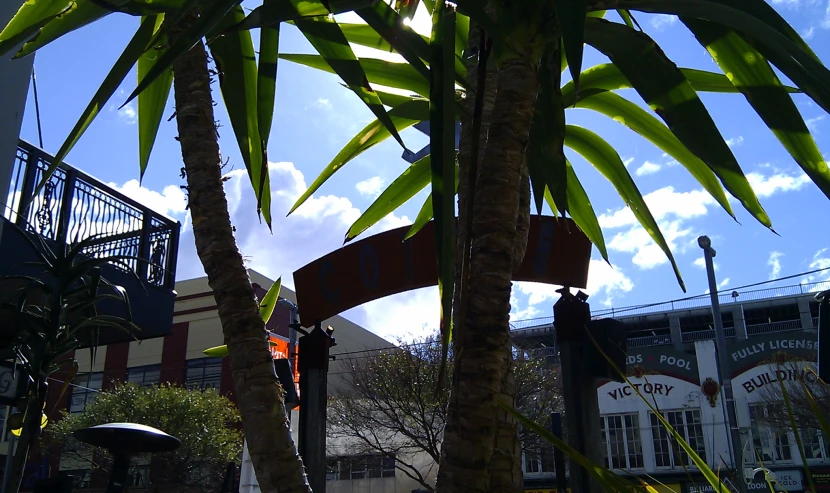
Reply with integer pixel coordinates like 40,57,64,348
798,297,815,329
670,315,683,350
0,1,35,240
732,305,748,340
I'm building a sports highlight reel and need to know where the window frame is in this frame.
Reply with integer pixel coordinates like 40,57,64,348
184,357,222,391
747,403,794,465
600,412,645,471
69,372,103,414
126,364,161,388
649,408,707,469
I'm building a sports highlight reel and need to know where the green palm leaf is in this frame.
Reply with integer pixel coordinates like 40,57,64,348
280,54,429,97
294,14,405,147
584,17,771,229
0,0,73,56
346,156,431,242
565,124,685,291
208,7,271,226
138,14,174,180
527,45,567,215
573,91,734,220
288,99,429,215
554,0,586,90
31,15,158,205
683,19,830,200
229,0,377,31
257,0,280,154
429,0,456,374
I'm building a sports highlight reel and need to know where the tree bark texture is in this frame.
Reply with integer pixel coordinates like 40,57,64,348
438,51,538,493
171,33,309,493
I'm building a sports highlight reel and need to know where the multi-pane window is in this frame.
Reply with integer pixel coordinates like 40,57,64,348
185,358,222,391
600,413,644,470
748,403,792,464
325,455,396,481
650,409,706,468
129,464,150,488
524,447,556,474
127,365,160,387
800,428,827,460
69,373,103,413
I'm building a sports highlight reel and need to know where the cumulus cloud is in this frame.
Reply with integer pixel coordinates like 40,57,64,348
513,259,635,313
807,114,826,133
109,180,187,217
635,161,661,176
746,171,811,198
650,14,678,31
726,136,744,148
802,249,830,288
596,168,816,270
117,102,136,124
768,251,784,280
692,256,718,271
355,176,385,198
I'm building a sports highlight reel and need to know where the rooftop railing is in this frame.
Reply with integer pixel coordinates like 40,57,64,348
3,140,180,290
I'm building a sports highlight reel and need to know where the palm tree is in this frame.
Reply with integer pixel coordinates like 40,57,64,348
282,1,830,491
0,1,409,491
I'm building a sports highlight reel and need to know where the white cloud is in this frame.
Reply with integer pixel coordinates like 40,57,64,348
807,114,826,133
650,14,678,31
117,102,136,124
803,26,816,39
109,179,186,217
719,277,730,288
802,248,830,287
726,136,744,148
768,251,784,280
823,1,830,29
598,186,715,230
623,157,635,168
692,256,719,271
513,259,635,312
607,220,692,270
355,176,385,198
635,161,661,176
746,171,812,198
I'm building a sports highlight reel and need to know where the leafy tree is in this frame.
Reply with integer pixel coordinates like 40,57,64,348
44,383,242,493
283,2,830,492
328,335,562,491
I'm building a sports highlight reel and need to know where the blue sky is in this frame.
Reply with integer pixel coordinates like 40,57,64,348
12,1,830,341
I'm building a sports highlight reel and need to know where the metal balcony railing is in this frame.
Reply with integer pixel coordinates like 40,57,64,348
627,334,673,347
4,140,180,290
745,319,804,336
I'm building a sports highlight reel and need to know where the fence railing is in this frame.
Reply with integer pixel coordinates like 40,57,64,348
511,281,829,331
745,319,804,336
627,334,672,348
4,140,180,289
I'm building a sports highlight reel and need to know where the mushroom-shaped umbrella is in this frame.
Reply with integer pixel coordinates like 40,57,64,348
74,423,180,493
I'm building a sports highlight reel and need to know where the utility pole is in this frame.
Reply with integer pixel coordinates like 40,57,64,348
816,290,830,382
554,287,603,493
699,236,745,492
298,323,335,493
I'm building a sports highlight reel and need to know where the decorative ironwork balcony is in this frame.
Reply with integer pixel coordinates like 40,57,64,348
0,139,181,345
5,140,180,289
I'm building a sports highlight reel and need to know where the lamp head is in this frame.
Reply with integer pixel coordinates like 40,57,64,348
697,236,711,249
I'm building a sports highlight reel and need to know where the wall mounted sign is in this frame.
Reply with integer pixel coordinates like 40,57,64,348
626,346,699,383
293,217,591,326
727,331,817,377
736,364,818,395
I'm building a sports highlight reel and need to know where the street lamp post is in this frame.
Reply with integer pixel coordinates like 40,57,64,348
699,236,745,492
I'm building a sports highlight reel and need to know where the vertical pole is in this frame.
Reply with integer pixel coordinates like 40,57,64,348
551,412,567,493
298,323,332,493
816,290,830,382
699,236,744,492
1,433,18,493
555,288,603,493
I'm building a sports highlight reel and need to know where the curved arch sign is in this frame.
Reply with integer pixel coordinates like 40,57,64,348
292,216,591,327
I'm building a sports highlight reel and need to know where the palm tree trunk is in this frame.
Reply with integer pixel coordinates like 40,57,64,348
438,51,538,493
170,28,309,493
488,159,532,493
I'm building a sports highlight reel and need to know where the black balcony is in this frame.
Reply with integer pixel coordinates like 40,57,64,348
0,139,181,345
